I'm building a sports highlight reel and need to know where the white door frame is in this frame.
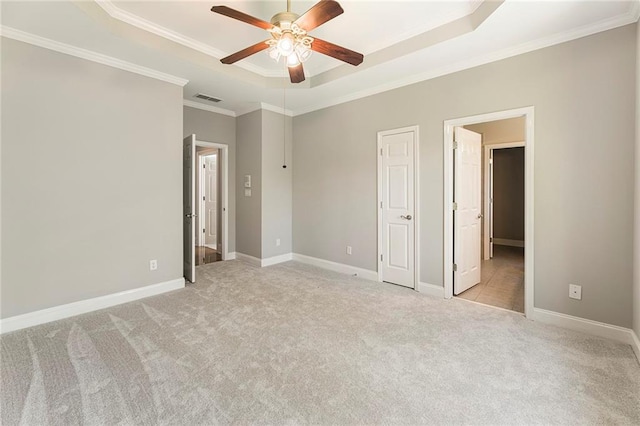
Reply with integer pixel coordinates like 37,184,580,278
377,125,420,289
194,138,229,261
444,107,534,318
483,141,525,260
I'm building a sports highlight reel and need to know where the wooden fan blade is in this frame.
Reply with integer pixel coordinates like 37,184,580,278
211,6,273,30
311,38,363,66
294,0,344,32
288,63,305,83
221,40,270,64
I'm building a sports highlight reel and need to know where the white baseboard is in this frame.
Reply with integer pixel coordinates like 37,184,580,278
292,253,378,281
226,252,237,260
235,252,262,267
418,282,445,298
493,238,525,248
631,329,640,364
0,278,185,334
262,253,293,267
531,307,637,348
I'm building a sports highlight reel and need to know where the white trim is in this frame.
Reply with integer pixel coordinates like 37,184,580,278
531,308,638,348
377,125,420,290
444,107,535,319
235,252,262,267
418,282,445,298
183,100,236,117
631,330,640,364
261,253,293,267
0,26,188,87
454,296,524,316
236,102,294,118
0,278,185,334
483,141,526,259
493,238,525,248
292,253,378,281
95,0,278,78
227,252,237,260
292,10,637,117
194,139,229,262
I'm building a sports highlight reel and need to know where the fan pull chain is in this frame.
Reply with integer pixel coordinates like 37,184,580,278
282,61,287,169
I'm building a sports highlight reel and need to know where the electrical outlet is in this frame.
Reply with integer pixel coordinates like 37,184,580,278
150,259,158,271
276,238,281,247
346,246,352,255
569,284,581,300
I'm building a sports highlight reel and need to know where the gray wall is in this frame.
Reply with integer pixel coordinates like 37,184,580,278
262,110,293,259
493,148,525,241
236,110,263,258
293,24,636,328
1,38,183,318
634,22,640,339
184,107,236,252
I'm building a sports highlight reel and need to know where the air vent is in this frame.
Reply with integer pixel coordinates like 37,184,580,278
194,93,222,103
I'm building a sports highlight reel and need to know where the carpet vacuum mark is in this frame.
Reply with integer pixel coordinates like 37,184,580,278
2,260,639,424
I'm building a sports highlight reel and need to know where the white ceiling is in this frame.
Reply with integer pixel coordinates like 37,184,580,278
1,1,638,115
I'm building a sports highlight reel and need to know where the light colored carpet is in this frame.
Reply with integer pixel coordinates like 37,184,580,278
1,260,639,425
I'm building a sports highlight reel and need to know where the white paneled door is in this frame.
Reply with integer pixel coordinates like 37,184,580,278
183,135,196,283
204,154,217,248
454,127,482,295
380,129,415,288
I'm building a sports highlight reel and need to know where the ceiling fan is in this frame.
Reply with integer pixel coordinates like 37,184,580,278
211,0,364,83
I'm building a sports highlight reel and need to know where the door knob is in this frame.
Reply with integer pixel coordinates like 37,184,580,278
185,213,197,219
477,214,483,219
401,215,412,220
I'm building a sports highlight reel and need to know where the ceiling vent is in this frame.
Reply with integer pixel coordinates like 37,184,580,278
194,93,222,103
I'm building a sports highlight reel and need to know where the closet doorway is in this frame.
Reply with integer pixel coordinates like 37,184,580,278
443,107,534,317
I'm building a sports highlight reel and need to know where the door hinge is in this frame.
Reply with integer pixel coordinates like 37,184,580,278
203,196,205,201
203,229,206,233
203,164,206,169
380,254,383,262
489,159,493,164
453,263,458,272
453,141,458,150
452,202,458,210
380,148,383,155
490,237,493,242
380,201,383,209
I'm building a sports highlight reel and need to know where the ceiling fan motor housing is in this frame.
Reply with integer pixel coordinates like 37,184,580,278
270,11,300,29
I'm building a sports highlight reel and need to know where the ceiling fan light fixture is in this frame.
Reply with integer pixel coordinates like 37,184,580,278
295,44,312,63
276,32,295,56
287,52,300,66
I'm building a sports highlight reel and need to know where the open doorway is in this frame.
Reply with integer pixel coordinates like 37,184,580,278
443,108,534,317
196,148,222,266
183,135,229,283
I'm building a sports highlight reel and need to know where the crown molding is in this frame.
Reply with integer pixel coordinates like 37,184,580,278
293,6,639,116
260,102,294,117
0,26,188,87
183,100,236,117
95,0,280,78
236,102,293,118
630,0,640,21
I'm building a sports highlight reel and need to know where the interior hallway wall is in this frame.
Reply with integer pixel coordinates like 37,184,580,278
236,110,263,259
633,22,640,341
293,24,636,328
492,147,525,242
